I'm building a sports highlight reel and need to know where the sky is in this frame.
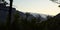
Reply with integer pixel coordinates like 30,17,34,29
6,0,60,16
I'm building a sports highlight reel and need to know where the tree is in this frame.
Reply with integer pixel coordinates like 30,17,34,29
6,0,13,30
50,0,60,7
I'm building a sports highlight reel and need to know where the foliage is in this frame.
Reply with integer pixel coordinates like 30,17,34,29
1,11,60,30
11,12,60,30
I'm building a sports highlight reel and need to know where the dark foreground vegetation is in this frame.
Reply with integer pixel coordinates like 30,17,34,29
0,11,60,30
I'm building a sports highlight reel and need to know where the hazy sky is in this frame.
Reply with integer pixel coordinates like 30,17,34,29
6,0,60,16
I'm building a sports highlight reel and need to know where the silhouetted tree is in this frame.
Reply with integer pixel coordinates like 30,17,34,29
6,0,13,30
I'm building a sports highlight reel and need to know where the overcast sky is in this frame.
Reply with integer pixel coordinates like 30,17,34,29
6,0,60,16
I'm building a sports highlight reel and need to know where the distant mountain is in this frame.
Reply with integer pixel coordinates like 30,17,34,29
30,13,48,21
17,11,53,22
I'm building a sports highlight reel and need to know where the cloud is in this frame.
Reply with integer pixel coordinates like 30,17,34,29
13,0,60,16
